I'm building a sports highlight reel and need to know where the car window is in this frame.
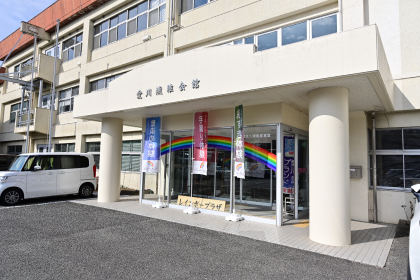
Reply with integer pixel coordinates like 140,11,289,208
0,158,7,168
60,156,79,169
80,156,89,168
22,156,36,171
33,156,57,170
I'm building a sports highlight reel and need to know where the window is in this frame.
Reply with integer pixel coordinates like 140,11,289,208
10,101,28,124
220,13,337,52
121,140,141,172
372,128,420,190
45,45,60,58
59,156,79,169
181,0,215,13
86,142,101,168
93,0,166,50
58,87,79,113
62,34,83,62
282,22,307,46
55,143,75,152
7,145,22,155
311,14,337,39
41,94,52,109
33,156,58,170
257,31,278,51
20,58,35,78
89,73,126,93
13,65,20,79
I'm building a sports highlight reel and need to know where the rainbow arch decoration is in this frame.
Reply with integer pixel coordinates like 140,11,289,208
160,136,277,171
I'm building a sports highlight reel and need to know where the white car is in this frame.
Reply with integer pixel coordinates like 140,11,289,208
409,184,420,280
0,153,97,206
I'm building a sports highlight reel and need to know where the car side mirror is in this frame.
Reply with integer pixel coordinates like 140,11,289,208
34,166,41,171
411,184,420,202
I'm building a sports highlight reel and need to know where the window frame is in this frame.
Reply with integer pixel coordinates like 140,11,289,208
86,142,101,169
7,145,22,155
62,33,83,63
181,0,215,14
371,127,420,191
45,45,61,58
121,140,142,173
55,143,76,153
92,0,166,51
10,101,28,124
89,73,126,93
58,86,79,114
218,13,338,52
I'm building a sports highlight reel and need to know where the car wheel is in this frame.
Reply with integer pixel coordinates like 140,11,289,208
0,188,22,206
79,184,93,198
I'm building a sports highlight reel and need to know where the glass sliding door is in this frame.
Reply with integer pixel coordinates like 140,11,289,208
297,137,309,217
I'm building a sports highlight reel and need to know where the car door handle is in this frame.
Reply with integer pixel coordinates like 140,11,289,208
47,172,54,175
58,171,65,174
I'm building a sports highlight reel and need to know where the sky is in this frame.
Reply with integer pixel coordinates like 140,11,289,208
0,0,58,42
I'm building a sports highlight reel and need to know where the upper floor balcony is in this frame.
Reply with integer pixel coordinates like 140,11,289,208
18,54,61,84
14,107,57,136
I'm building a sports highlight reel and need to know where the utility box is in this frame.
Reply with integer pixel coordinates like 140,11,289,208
350,166,362,178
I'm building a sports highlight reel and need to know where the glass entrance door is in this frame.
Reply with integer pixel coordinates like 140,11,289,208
297,137,309,218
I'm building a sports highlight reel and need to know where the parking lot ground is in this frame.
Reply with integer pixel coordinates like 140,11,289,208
0,200,410,280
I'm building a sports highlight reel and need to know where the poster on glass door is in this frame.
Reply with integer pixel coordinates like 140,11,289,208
234,105,245,179
193,112,208,175
283,136,295,194
142,117,161,173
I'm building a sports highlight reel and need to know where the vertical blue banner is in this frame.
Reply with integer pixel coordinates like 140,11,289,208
142,117,161,173
283,136,295,194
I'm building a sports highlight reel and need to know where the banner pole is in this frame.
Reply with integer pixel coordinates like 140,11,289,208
152,116,167,208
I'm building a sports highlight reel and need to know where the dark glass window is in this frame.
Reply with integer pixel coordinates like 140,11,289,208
376,155,404,188
404,155,420,188
60,156,79,169
80,156,89,168
403,128,420,149
376,129,402,150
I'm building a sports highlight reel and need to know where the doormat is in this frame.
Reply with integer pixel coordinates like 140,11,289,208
293,220,309,228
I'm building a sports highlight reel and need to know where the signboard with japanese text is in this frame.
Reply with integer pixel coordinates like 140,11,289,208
283,136,295,194
177,195,226,212
234,105,245,178
142,117,161,173
193,112,208,175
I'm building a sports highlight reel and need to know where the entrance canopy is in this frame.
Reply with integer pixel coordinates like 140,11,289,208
74,25,394,127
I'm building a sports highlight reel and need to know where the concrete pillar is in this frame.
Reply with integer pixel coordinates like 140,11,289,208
98,118,123,203
309,87,351,246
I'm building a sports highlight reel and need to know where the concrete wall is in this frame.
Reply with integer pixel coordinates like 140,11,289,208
349,111,369,222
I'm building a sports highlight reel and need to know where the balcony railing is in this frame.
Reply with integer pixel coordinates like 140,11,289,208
14,107,56,135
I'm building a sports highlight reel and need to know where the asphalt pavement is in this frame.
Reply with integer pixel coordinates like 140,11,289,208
0,200,410,280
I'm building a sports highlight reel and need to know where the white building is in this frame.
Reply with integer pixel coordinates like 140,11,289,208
0,0,419,246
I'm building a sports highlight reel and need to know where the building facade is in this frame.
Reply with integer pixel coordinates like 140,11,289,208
0,0,419,246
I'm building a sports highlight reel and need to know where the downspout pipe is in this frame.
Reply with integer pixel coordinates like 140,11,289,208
48,19,60,153
372,112,378,223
